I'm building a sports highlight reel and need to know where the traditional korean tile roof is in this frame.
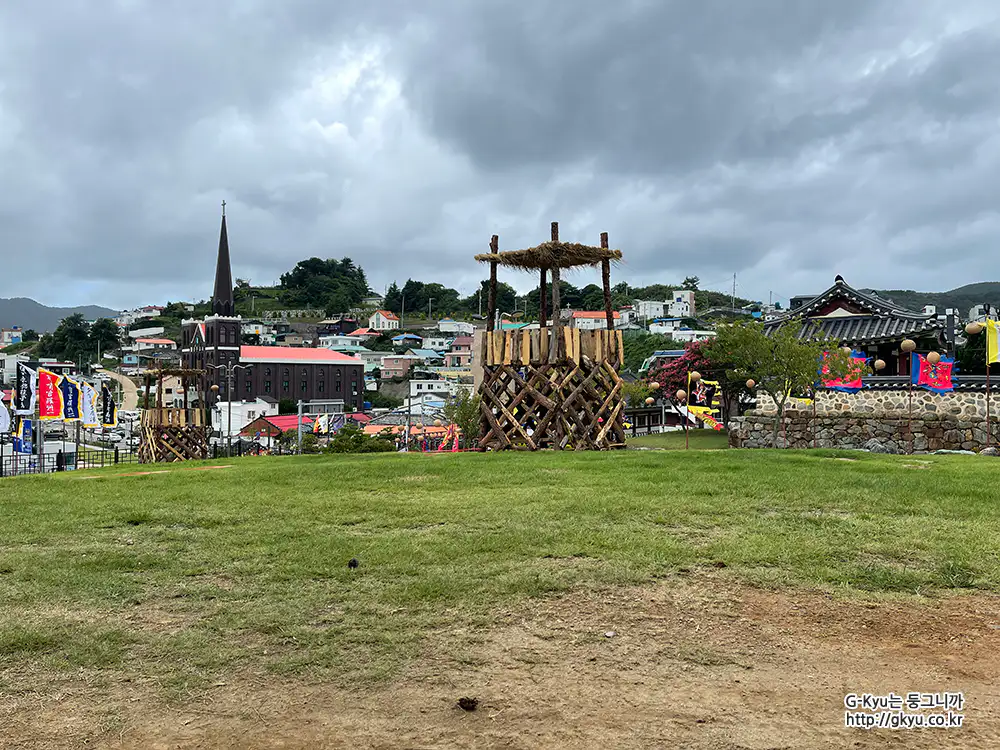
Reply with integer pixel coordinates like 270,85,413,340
764,276,944,345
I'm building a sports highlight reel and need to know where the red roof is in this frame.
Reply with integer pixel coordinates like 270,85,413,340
135,338,176,345
352,328,378,336
346,412,372,423
245,414,315,433
451,335,474,345
571,311,621,319
240,346,362,364
373,310,399,321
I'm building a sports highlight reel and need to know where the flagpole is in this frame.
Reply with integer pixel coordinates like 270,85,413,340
987,363,992,449
812,389,817,450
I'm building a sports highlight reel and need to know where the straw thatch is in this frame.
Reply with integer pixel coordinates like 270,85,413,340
474,241,622,271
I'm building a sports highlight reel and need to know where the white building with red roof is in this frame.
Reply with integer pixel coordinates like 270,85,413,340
368,310,400,331
568,311,621,330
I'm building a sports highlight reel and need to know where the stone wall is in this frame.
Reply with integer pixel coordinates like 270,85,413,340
729,410,996,453
753,389,991,419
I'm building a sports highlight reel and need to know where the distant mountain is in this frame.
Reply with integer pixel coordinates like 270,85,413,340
865,283,1000,318
0,298,118,333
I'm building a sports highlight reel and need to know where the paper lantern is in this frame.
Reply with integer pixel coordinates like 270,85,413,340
966,322,983,336
873,359,886,371
926,351,941,365
745,379,756,389
841,346,853,355
676,389,687,401
689,371,702,382
900,339,916,353
645,397,655,405
434,419,442,426
210,384,220,392
648,381,660,390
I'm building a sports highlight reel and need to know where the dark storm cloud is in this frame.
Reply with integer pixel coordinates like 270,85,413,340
1,0,999,310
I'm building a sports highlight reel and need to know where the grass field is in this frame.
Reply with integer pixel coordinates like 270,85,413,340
625,430,729,449
2,449,998,701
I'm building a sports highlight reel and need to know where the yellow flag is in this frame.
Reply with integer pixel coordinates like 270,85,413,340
988,320,1000,365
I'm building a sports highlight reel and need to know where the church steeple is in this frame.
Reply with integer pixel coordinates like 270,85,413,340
211,201,235,317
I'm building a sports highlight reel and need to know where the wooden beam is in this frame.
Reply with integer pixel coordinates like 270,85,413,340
486,234,498,332
539,266,548,328
550,222,561,363
601,231,614,331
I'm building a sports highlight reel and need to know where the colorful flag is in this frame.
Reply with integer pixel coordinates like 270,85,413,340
81,382,100,428
911,352,955,393
821,350,867,392
38,369,64,420
687,377,717,414
13,417,33,454
330,414,345,433
692,411,723,430
60,375,83,421
13,363,36,415
101,383,118,428
0,391,10,433
987,320,1000,365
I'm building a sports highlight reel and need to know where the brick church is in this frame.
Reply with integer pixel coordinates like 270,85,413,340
181,208,365,411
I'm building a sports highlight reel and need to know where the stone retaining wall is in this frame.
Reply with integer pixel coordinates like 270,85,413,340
729,411,996,453
753,389,991,418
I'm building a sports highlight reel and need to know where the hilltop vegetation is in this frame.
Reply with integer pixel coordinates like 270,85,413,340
868,282,1000,315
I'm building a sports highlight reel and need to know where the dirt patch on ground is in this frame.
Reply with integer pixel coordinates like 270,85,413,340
5,576,999,749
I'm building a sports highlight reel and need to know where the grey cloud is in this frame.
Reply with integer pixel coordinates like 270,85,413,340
1,0,999,312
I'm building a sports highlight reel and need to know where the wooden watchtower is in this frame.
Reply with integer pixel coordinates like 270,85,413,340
474,222,626,450
138,367,210,463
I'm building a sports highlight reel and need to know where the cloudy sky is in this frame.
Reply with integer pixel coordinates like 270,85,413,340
2,0,999,311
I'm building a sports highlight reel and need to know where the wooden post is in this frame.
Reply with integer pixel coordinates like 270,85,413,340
550,222,561,362
486,235,498,332
600,231,613,331
539,267,548,328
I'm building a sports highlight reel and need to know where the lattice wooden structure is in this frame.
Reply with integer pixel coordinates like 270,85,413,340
138,368,210,463
474,222,626,450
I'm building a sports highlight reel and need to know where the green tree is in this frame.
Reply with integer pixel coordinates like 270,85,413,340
23,329,39,342
88,318,121,358
703,321,855,444
278,398,297,415
443,390,481,447
681,276,700,291
324,425,395,453
49,313,91,363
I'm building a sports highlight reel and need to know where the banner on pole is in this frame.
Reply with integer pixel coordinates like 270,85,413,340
14,363,37,415
38,369,64,420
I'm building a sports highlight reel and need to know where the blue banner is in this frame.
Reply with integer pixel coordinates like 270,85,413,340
13,417,33,454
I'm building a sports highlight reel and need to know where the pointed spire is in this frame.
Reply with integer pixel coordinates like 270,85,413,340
211,202,235,316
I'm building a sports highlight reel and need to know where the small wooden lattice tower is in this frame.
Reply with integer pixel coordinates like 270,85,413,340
475,222,626,450
138,367,210,463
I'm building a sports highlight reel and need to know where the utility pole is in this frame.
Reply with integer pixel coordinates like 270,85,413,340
297,399,304,453
732,273,737,313
428,298,434,319
478,286,482,317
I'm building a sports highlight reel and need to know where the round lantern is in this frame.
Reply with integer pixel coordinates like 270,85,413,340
689,371,702,382
210,384,220,393
676,389,687,401
434,419,442,426
900,339,916,353
926,351,941,365
645,397,655,405
966,321,984,336
648,381,660,390
745,379,756,389
873,359,886,371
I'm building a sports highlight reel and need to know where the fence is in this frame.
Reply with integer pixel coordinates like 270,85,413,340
1,443,139,478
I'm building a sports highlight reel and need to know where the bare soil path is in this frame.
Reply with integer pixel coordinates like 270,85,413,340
5,576,999,749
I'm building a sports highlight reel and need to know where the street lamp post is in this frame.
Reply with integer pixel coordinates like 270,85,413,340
209,362,252,457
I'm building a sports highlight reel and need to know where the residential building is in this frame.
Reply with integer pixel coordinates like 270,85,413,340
569,311,622,330
134,337,177,354
354,350,392,368
115,306,164,327
438,318,475,335
392,333,423,348
633,300,666,320
319,334,362,349
350,327,380,341
0,352,28,384
369,310,400,331
381,354,422,378
405,348,445,365
969,304,989,323
409,379,472,400
1,327,23,347
423,335,454,351
362,294,385,308
128,326,166,340
668,290,696,318
317,317,358,336
240,413,315,448
764,275,947,375
181,210,365,410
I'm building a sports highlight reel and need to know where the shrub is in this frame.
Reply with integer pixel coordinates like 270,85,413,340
324,426,395,453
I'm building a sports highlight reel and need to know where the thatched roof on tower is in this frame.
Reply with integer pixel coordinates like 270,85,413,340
474,240,622,271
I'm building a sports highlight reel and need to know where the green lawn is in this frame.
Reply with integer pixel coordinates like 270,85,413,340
626,429,730,450
1,449,997,697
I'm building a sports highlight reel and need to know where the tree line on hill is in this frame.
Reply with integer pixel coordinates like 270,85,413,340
33,314,121,364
